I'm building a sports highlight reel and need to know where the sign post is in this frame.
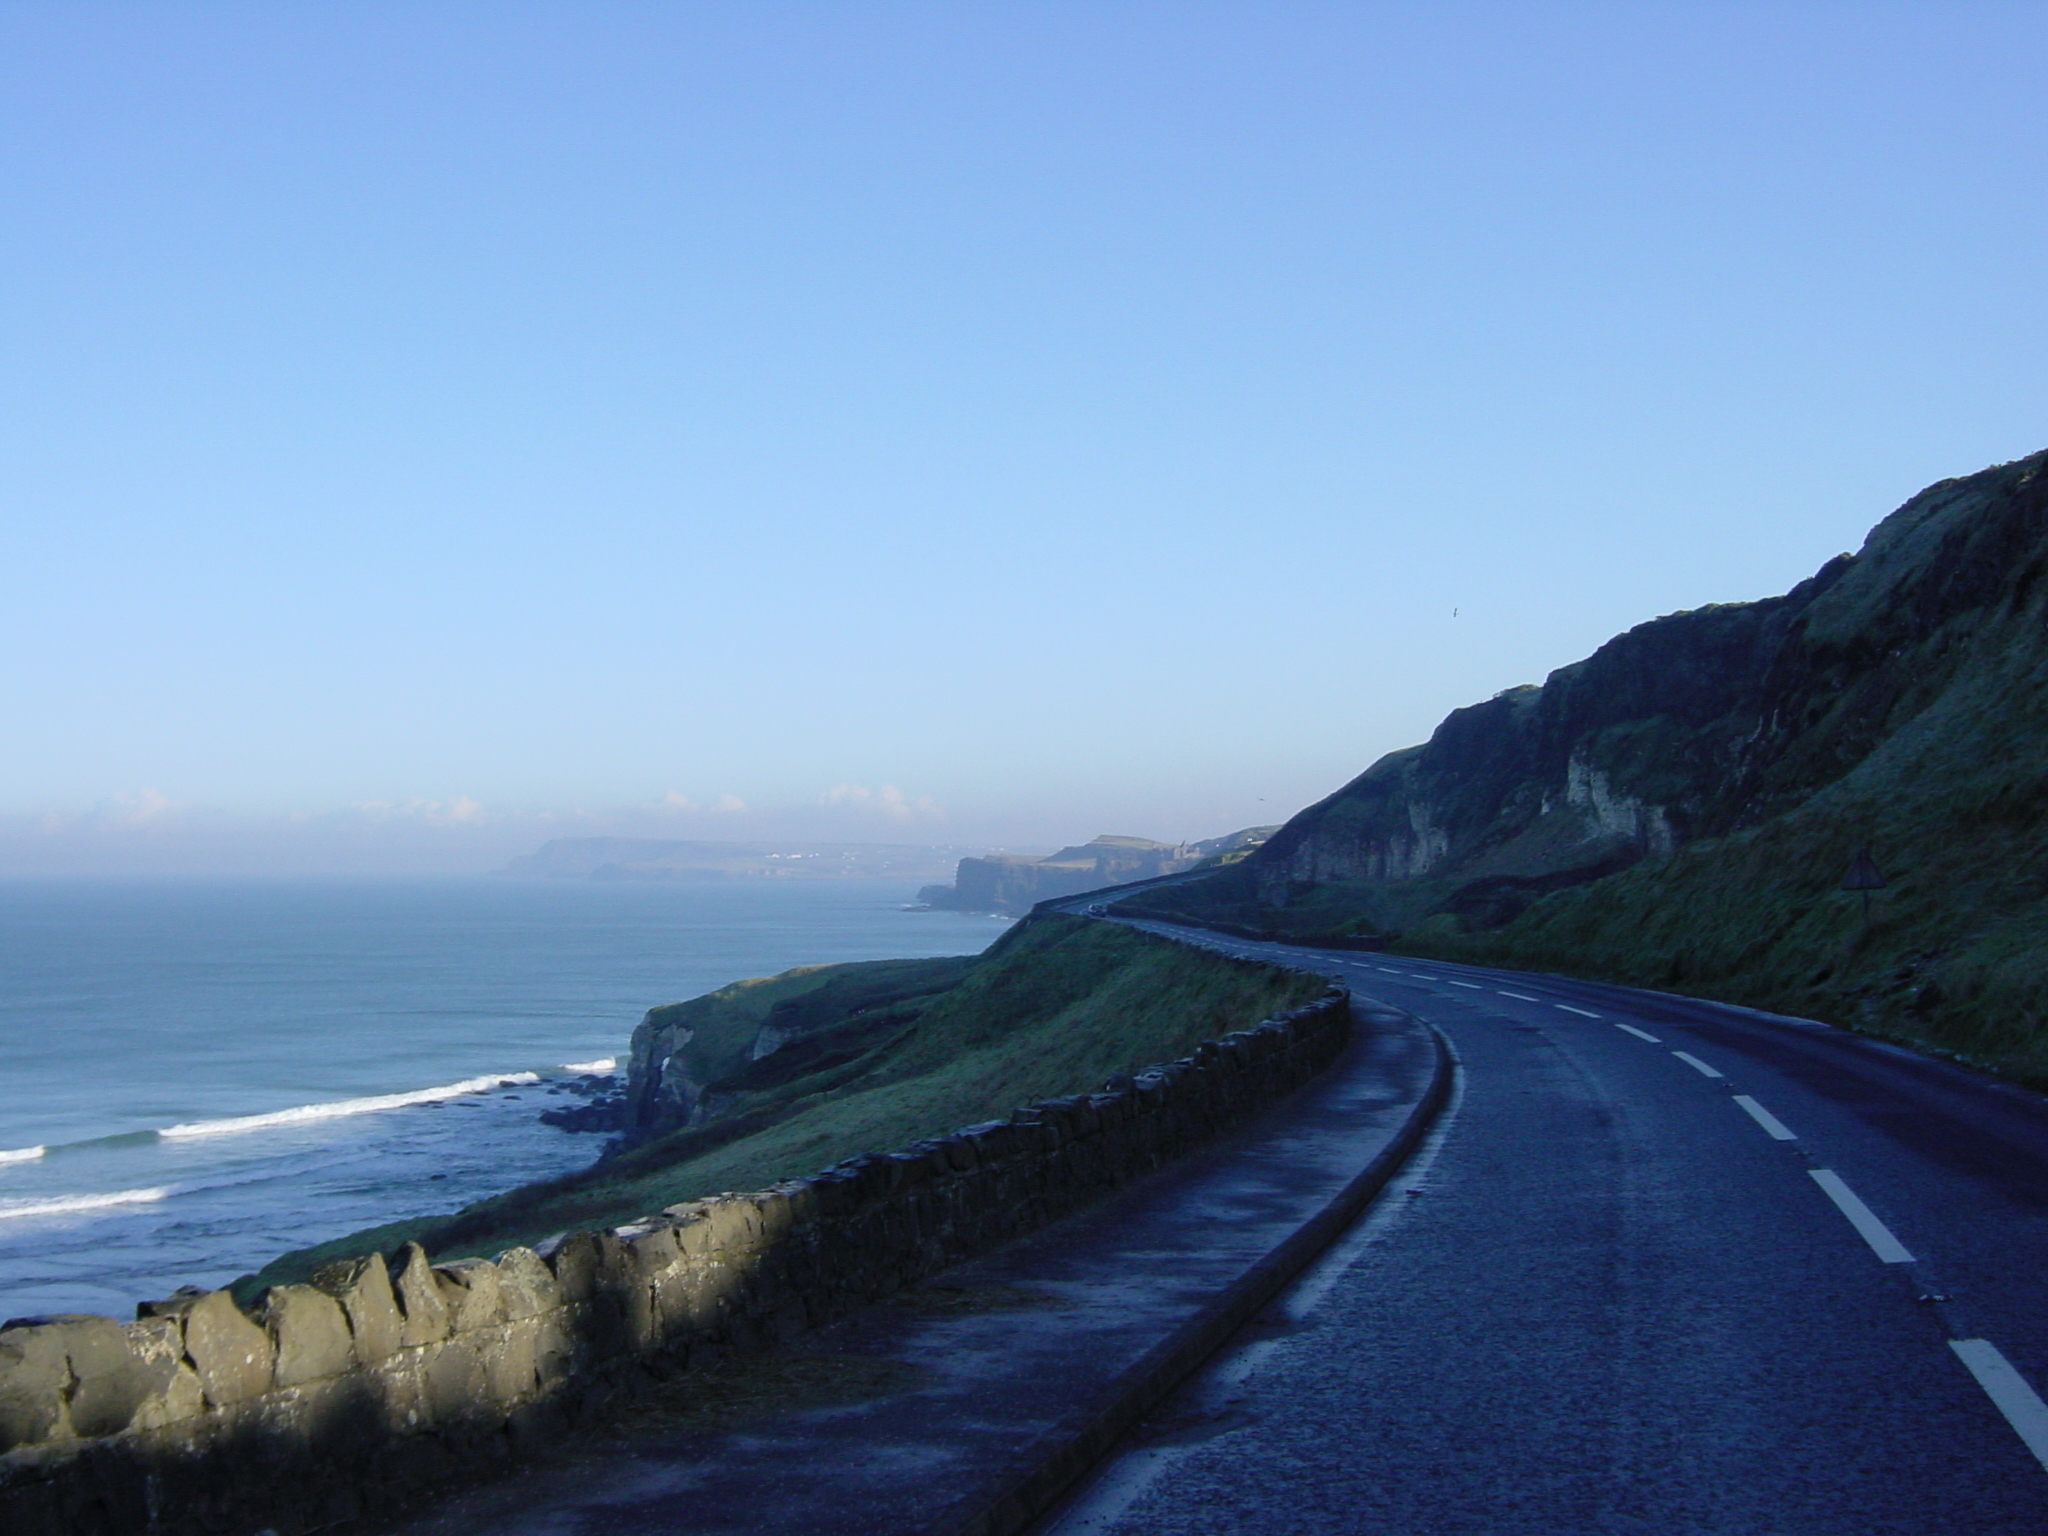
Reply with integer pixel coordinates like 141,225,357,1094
1842,845,1887,924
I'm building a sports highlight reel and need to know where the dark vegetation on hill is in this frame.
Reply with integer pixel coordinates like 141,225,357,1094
1131,450,2048,1083
243,915,1323,1295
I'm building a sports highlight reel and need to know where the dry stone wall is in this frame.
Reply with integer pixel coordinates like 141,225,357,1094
0,988,1350,1536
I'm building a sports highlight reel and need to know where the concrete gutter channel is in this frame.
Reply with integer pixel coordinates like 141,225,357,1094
369,997,1451,1536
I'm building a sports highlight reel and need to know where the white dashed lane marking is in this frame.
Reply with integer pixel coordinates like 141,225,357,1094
1733,1095,1797,1141
1808,1169,1915,1263
1950,1340,2048,1472
1255,934,2048,1485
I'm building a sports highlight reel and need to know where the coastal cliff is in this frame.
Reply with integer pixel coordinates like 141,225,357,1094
918,829,1274,916
1137,449,2048,1079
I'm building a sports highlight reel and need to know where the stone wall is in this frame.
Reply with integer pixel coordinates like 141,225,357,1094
0,989,1350,1536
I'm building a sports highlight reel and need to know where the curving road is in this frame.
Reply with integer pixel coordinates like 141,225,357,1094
1044,920,2048,1534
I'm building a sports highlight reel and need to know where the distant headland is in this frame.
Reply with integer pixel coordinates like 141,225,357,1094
915,828,1277,916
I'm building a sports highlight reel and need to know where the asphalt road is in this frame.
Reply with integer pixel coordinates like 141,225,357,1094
1043,923,2048,1535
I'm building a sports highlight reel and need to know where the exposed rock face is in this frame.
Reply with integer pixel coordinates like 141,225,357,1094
1245,578,1830,923
1197,452,2035,927
620,957,978,1137
920,829,1276,916
1144,449,2048,1072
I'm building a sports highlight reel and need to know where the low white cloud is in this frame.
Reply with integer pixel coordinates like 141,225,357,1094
34,789,185,834
659,791,746,815
351,796,487,826
818,784,942,822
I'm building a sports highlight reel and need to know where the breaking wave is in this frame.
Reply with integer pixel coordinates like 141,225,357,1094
0,1186,172,1221
0,1146,47,1167
160,1073,543,1141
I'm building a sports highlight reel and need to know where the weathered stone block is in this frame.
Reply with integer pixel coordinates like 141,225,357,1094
751,1186,794,1242
392,1244,450,1347
0,1320,74,1447
123,1317,205,1431
174,1290,274,1407
422,1337,487,1424
484,1320,539,1406
494,1247,559,1321
261,1284,355,1387
771,1177,819,1225
310,1252,405,1364
531,1312,576,1390
621,1223,681,1281
808,1168,865,1218
434,1259,505,1334
702,1196,761,1252
544,1231,603,1303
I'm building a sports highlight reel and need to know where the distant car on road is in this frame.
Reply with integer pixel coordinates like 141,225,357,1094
1086,904,1108,916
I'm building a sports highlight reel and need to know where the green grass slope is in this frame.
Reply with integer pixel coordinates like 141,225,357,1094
244,915,1322,1292
623,955,981,1130
1134,450,2048,1083
1404,595,2048,1081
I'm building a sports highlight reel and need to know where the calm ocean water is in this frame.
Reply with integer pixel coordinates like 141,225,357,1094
0,877,1003,1320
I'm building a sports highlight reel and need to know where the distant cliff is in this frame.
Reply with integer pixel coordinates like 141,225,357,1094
918,829,1276,916
1136,450,2048,1081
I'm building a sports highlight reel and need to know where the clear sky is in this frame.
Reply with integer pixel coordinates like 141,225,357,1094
5,2,2044,873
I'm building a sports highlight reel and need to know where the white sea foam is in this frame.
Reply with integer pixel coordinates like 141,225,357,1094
559,1059,617,1073
0,1146,47,1166
159,1073,543,1141
0,1186,172,1221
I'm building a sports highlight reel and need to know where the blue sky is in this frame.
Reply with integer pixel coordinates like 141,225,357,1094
5,3,2044,872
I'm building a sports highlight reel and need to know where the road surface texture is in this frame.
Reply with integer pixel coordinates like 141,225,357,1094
1045,922,2048,1535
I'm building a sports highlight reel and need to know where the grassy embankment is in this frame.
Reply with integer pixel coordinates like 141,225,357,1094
245,914,1324,1293
1400,752,2048,1084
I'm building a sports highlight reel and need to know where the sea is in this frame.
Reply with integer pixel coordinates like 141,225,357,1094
0,877,1005,1321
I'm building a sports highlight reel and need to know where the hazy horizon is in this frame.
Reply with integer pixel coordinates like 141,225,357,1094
8,4,2044,875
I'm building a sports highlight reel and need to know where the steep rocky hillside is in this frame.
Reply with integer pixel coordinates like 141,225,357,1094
1135,450,2048,1079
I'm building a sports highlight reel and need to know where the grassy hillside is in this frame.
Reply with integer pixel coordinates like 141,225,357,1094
244,914,1322,1291
623,955,981,1131
1402,613,2048,1082
1133,450,2048,1084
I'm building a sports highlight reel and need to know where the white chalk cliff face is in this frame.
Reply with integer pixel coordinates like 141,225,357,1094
1238,551,1856,923
1559,757,1677,858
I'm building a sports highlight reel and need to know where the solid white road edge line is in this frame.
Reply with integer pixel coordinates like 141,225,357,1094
1672,1051,1724,1079
1554,1004,1601,1018
1496,990,1538,1001
1950,1339,2048,1473
1732,1095,1797,1140
1614,1023,1662,1043
1808,1169,1915,1263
